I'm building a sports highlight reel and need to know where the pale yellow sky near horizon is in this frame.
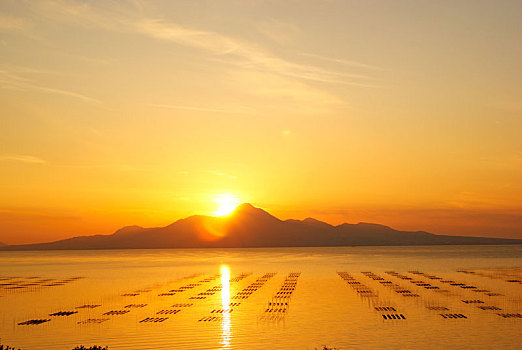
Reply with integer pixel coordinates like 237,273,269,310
1,0,521,244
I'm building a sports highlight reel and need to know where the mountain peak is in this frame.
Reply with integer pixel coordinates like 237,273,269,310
302,217,334,228
231,203,280,221
233,202,256,212
232,203,267,214
112,225,145,236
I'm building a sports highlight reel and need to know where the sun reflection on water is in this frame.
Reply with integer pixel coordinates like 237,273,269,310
221,265,231,349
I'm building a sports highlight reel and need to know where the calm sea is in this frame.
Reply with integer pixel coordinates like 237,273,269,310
1,245,521,349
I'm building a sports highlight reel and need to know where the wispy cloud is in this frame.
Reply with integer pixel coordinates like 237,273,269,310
135,19,376,85
150,103,256,115
32,85,100,103
302,53,388,71
57,163,152,172
256,19,300,43
0,154,47,164
23,1,384,88
212,171,237,180
0,13,29,32
0,69,100,103
19,0,385,102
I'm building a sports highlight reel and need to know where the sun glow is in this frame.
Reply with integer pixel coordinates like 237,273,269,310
214,194,240,217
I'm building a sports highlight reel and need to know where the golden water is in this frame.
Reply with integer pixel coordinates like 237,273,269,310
0,246,521,349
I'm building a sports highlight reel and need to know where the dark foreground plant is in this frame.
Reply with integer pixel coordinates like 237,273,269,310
72,347,108,350
0,346,22,350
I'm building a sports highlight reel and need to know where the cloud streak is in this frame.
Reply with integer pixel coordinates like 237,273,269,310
22,1,385,88
0,13,29,32
0,154,47,164
32,85,100,103
150,103,256,115
302,53,388,71
0,69,100,103
135,18,376,85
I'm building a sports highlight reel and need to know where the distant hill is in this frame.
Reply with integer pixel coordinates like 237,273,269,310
1,203,521,250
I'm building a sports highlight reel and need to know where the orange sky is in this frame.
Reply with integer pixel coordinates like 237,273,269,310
1,0,521,244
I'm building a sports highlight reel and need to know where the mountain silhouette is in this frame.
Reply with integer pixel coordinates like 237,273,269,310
1,203,521,250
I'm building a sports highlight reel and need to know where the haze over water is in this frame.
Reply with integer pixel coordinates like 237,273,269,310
1,245,520,349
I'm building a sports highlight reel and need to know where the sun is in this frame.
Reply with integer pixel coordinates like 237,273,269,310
214,194,240,217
